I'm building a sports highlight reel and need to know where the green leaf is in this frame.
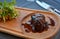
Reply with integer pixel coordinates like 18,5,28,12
11,0,16,5
4,0,7,7
0,2,2,6
0,2,2,9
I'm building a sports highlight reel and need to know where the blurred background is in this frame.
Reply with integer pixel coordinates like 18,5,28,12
0,0,60,39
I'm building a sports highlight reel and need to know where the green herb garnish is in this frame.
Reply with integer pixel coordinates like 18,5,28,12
0,0,18,22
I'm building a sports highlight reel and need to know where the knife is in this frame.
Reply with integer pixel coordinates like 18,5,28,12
36,0,60,15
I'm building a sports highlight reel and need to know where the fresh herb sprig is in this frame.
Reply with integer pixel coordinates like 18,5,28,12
0,0,18,22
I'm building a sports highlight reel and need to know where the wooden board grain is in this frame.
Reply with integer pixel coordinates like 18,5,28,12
0,7,60,39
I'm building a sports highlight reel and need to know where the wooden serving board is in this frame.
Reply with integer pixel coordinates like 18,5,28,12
0,7,60,39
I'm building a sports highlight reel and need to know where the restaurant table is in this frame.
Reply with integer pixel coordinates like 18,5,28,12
0,0,60,39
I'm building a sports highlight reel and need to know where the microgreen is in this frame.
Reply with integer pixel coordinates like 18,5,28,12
0,0,18,22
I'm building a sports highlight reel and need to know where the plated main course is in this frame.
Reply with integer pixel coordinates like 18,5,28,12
0,0,60,39
22,13,55,33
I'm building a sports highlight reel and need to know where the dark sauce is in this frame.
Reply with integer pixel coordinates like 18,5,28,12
22,14,55,33
48,17,55,26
